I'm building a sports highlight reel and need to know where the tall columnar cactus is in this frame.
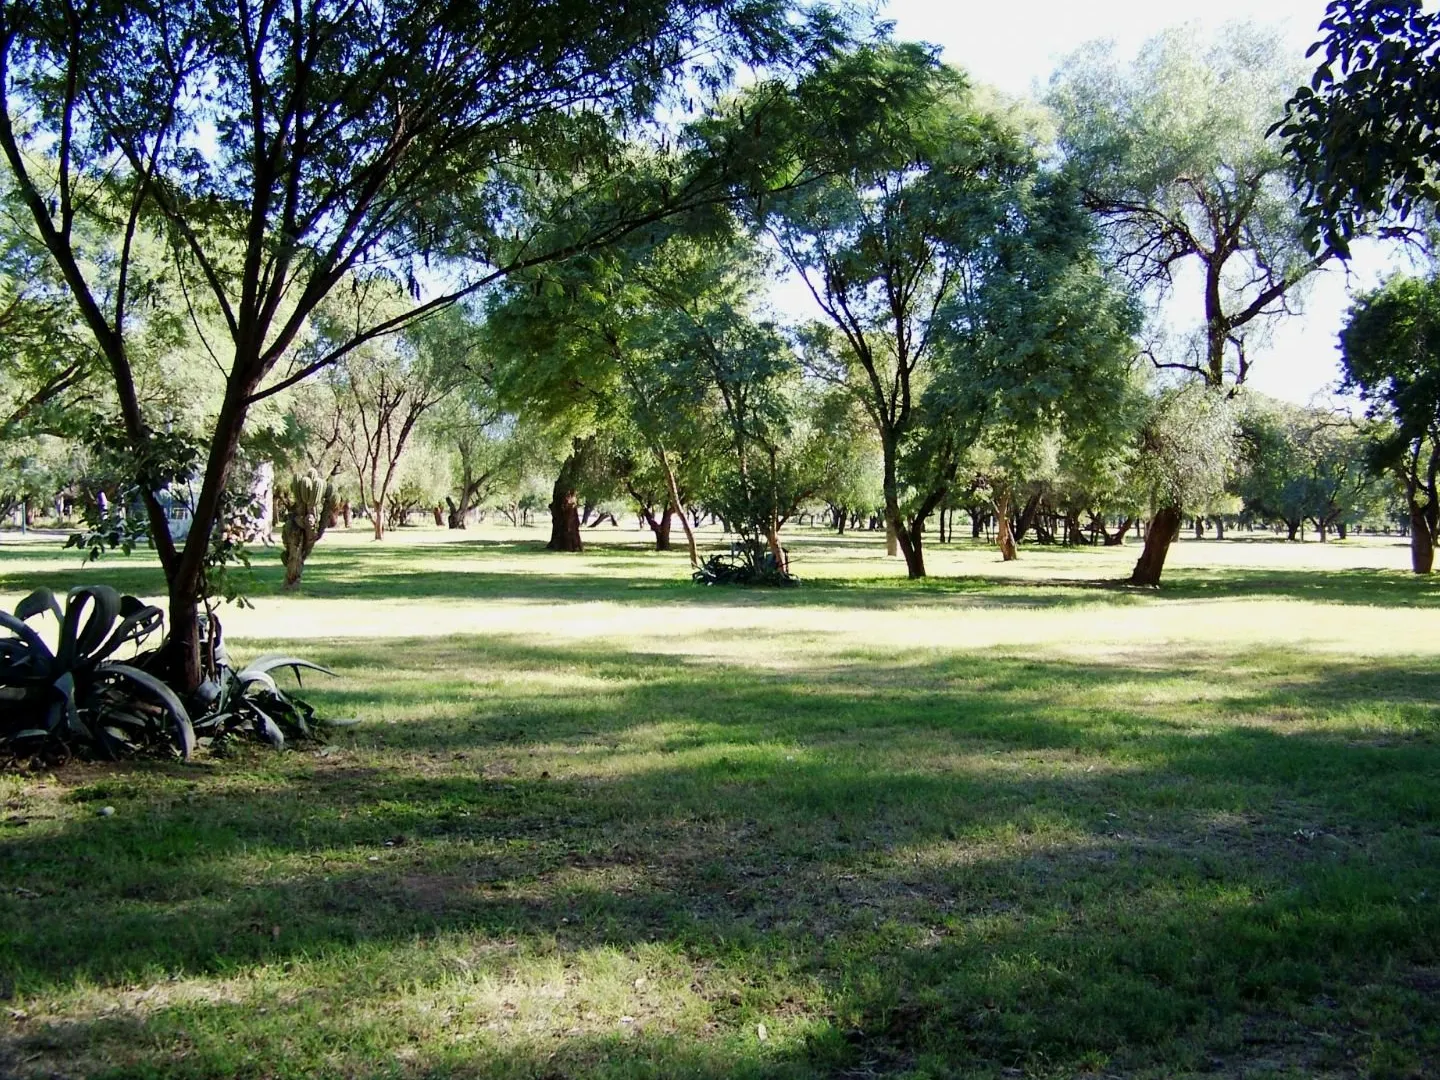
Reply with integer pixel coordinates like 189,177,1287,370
281,472,338,590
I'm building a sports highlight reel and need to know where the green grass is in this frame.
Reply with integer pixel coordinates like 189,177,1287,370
0,524,1437,1078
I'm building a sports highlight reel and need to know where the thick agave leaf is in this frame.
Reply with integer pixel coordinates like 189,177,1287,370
61,586,121,668
7,729,49,741
14,588,62,624
0,640,39,672
96,663,196,760
237,669,280,696
52,672,88,739
91,604,165,664
240,654,336,682
247,702,285,750
193,710,236,733
0,610,55,673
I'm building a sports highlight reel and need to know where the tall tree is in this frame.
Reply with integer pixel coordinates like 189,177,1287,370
0,0,825,687
1235,400,1385,542
1127,383,1238,585
1050,24,1326,585
759,44,1132,578
1049,24,1333,389
1340,273,1440,573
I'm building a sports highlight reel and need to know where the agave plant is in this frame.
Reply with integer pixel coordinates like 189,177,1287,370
0,586,335,762
0,586,195,759
195,646,335,751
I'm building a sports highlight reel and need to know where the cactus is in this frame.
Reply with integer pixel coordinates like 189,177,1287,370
281,472,338,590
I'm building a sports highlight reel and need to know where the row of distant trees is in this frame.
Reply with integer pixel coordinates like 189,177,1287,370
0,0,1437,687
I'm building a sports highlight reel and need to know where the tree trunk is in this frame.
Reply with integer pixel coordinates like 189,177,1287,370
638,504,673,551
995,487,1017,561
1193,516,1204,539
896,518,926,577
885,518,898,557
1130,505,1183,586
1214,517,1225,540
655,447,698,568
1102,516,1133,546
547,439,589,553
1013,494,1042,545
371,501,384,540
1286,520,1299,541
1410,500,1434,574
891,511,925,577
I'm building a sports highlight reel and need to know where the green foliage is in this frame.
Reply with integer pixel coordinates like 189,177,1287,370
1130,383,1238,512
1279,0,1440,255
1234,399,1389,535
759,44,1136,574
1341,273,1440,449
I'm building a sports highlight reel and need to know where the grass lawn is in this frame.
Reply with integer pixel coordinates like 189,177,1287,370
0,523,1437,1079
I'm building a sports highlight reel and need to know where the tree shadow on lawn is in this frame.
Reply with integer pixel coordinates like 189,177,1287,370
2,642,1437,1076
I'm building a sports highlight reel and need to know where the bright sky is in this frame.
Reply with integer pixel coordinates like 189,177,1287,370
822,0,1409,405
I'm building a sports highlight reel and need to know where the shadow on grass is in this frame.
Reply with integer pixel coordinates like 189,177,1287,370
1,640,1437,1076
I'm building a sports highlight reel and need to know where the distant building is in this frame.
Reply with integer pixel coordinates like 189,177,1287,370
147,462,274,543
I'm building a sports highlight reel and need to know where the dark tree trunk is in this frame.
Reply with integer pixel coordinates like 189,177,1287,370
547,439,589,552
1013,493,1042,544
1102,516,1133,546
1286,520,1299,541
1336,520,1346,540
893,512,926,578
1130,505,1183,586
641,505,673,551
1193,516,1204,539
1214,517,1225,540
1410,500,1434,574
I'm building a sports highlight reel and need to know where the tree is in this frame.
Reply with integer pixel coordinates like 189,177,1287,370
1049,25,1334,389
1235,400,1385,541
1278,0,1440,256
329,311,459,541
761,44,1132,578
1128,384,1237,585
1340,273,1440,573
0,0,821,688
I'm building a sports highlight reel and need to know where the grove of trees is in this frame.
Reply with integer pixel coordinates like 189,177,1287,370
3,0,1438,692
